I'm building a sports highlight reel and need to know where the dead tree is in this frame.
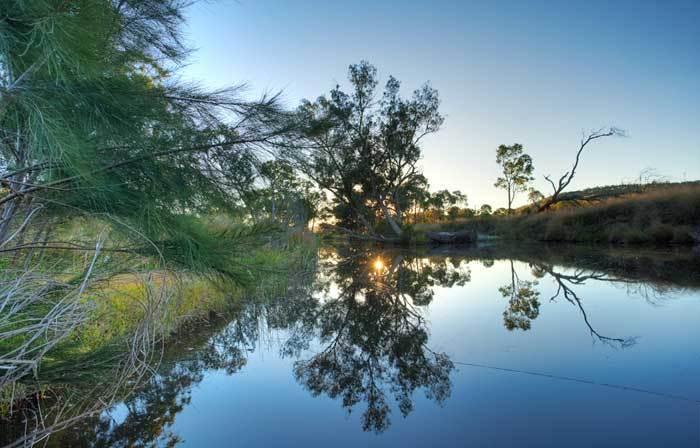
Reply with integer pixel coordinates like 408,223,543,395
539,127,625,212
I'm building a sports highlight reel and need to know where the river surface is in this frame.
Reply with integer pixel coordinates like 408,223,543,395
3,243,700,447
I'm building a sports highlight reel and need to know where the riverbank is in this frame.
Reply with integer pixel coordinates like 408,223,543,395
0,234,317,416
413,183,700,245
4,242,700,445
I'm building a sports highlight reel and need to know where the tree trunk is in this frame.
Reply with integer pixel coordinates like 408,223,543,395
380,201,402,237
507,185,513,214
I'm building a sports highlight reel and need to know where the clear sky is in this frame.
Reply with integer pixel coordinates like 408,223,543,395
181,0,700,209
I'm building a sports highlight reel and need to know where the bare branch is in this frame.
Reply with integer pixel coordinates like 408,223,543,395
539,127,625,211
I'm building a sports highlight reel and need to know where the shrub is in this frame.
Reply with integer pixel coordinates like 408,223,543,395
648,223,674,243
622,228,649,244
672,226,695,244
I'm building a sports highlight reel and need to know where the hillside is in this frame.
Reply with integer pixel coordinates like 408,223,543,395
525,181,700,211
417,181,700,245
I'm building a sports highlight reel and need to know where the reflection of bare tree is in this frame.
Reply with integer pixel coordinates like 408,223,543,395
534,264,637,348
7,244,678,443
292,247,463,433
497,260,636,348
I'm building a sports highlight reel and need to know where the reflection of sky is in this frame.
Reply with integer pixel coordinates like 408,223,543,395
103,402,129,429
165,258,700,447
182,0,700,208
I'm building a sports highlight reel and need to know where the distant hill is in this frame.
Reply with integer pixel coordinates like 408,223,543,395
555,181,700,202
414,180,700,245
510,181,700,214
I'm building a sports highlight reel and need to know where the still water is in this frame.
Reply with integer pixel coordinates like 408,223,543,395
5,244,700,447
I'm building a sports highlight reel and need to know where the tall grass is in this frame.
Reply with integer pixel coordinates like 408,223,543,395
416,184,700,245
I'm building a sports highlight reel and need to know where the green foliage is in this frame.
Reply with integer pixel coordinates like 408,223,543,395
0,0,288,276
494,143,534,213
0,0,297,394
287,61,443,238
528,188,544,207
245,160,324,228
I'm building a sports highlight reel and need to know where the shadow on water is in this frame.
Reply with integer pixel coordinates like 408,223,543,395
2,242,700,445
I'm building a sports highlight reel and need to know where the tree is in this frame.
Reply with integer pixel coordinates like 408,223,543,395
494,144,534,214
286,61,443,239
479,204,492,216
498,260,540,330
539,127,625,211
527,188,544,208
293,246,462,433
0,0,287,256
246,160,321,229
0,0,289,382
426,189,466,222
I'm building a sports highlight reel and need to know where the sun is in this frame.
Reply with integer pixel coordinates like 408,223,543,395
373,258,385,271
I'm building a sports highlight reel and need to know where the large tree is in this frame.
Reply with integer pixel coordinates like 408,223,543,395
0,0,288,383
245,159,323,229
494,143,534,214
0,0,287,270
285,61,442,239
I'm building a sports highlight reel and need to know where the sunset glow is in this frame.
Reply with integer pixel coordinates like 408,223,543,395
373,258,385,272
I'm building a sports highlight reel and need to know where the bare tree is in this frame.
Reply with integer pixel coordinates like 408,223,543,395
539,127,625,212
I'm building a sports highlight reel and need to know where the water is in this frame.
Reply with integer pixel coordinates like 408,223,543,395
4,243,700,447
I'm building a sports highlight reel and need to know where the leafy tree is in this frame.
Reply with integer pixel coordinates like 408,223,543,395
293,246,462,432
0,0,287,274
528,188,545,208
286,61,442,238
447,206,460,222
0,0,288,382
479,204,493,216
246,160,322,229
498,260,540,331
461,208,477,218
423,189,466,222
494,144,534,213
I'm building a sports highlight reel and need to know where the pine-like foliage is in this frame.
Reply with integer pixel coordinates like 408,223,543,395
0,0,290,277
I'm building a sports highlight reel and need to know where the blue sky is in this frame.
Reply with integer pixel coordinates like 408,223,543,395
182,0,700,208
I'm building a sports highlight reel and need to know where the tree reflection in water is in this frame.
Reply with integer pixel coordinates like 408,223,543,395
495,258,636,348
292,246,469,433
5,244,695,444
499,259,541,331
4,316,254,448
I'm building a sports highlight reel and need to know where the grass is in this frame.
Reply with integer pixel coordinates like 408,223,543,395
0,225,318,410
59,237,316,358
414,183,700,245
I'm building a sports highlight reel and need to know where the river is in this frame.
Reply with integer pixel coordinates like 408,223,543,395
3,243,700,447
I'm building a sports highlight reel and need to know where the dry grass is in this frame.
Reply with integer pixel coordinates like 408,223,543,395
418,184,700,245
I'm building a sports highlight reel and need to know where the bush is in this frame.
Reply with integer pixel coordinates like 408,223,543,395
672,226,695,244
623,228,649,244
543,217,568,241
648,223,674,243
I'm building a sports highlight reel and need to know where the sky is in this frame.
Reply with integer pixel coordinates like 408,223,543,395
181,0,700,209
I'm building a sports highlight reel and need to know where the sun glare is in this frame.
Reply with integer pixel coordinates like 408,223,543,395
373,258,385,271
